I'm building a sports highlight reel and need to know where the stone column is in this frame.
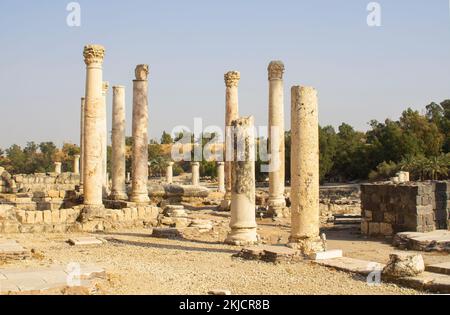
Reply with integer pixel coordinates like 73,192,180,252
289,86,324,255
54,162,62,174
130,64,150,204
191,162,200,186
267,61,286,217
101,81,109,197
225,116,258,245
82,44,106,217
80,97,85,187
166,162,174,184
217,161,225,193
73,155,80,175
110,85,128,200
221,71,240,210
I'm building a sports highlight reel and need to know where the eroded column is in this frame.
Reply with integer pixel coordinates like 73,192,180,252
217,161,225,193
82,44,106,218
166,162,174,184
130,65,150,204
225,116,258,245
110,85,128,200
221,71,240,210
289,86,324,255
101,81,109,197
73,155,80,175
191,162,200,186
80,97,85,188
267,61,286,217
54,162,62,174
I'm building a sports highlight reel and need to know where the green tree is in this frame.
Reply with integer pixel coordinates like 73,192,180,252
160,131,173,144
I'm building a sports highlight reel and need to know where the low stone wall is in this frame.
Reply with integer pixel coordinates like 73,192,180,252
0,190,80,211
13,173,80,192
0,204,160,233
361,181,450,237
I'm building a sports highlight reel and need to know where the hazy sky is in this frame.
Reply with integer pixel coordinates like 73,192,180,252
0,0,449,148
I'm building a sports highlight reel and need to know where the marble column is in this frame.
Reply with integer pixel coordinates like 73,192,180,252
130,64,150,204
101,81,109,197
166,162,174,184
54,162,62,174
289,86,324,255
82,44,106,217
217,161,225,193
221,71,240,210
267,61,286,217
225,116,258,245
80,97,85,188
110,85,128,200
73,155,80,175
191,162,200,186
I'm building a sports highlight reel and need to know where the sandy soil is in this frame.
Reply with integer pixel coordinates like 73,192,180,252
2,207,447,295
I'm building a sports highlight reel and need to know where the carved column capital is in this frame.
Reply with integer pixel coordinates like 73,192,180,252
224,71,241,88
135,64,149,80
268,60,285,80
83,44,105,65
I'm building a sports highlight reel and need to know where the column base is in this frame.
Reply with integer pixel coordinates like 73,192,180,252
287,236,326,256
218,199,231,211
225,228,258,246
109,191,128,201
80,204,106,223
130,193,150,204
267,197,287,217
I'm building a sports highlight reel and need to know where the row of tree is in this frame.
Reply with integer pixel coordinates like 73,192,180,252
1,101,448,182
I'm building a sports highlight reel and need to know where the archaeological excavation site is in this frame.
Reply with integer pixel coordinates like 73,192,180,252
0,1,449,306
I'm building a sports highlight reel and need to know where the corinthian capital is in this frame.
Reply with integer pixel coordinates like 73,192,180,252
135,64,149,80
268,61,285,80
83,44,105,65
224,71,240,88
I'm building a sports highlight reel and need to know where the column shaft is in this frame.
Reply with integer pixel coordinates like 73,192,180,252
110,86,128,200
73,155,80,175
80,97,85,186
191,162,200,186
166,162,174,184
130,65,150,204
217,162,225,193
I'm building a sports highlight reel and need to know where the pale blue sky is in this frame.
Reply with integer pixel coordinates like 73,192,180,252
0,0,449,148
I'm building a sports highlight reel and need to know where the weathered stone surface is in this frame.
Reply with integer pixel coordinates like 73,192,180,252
425,262,450,275
382,252,425,278
315,257,385,276
393,230,450,252
151,227,183,239
309,249,343,261
68,237,106,246
208,289,231,295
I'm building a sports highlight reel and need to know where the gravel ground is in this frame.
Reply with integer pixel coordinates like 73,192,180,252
0,213,425,295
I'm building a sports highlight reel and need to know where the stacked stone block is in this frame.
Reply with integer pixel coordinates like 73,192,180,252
361,181,450,237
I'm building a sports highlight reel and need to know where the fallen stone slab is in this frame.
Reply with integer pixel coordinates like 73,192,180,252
0,239,30,260
393,230,450,252
393,272,450,294
314,257,384,276
236,247,264,260
0,265,106,294
68,237,106,246
425,262,450,275
151,227,183,239
189,219,213,232
309,249,343,261
235,245,301,263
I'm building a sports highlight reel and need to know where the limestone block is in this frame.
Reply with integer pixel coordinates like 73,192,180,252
382,252,425,278
60,209,67,222
51,210,60,224
369,222,380,235
124,208,132,221
43,210,52,224
35,211,43,224
48,190,59,198
131,208,138,220
380,223,393,236
137,207,145,219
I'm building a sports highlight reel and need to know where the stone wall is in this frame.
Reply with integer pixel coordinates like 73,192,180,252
13,173,80,192
361,181,450,237
0,167,17,193
0,204,160,233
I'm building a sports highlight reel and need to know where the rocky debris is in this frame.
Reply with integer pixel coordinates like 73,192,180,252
235,247,264,260
164,205,188,218
208,289,231,295
0,239,30,260
68,237,106,246
189,219,213,232
393,230,450,253
382,252,425,278
151,227,183,239
236,245,301,264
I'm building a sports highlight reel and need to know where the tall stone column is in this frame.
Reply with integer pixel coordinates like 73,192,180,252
289,86,324,255
191,162,200,186
267,61,286,217
217,161,225,193
225,116,258,245
54,162,62,174
221,71,240,211
82,44,106,217
166,162,174,184
130,65,150,204
110,85,128,200
80,97,85,188
73,155,80,175
101,81,109,197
